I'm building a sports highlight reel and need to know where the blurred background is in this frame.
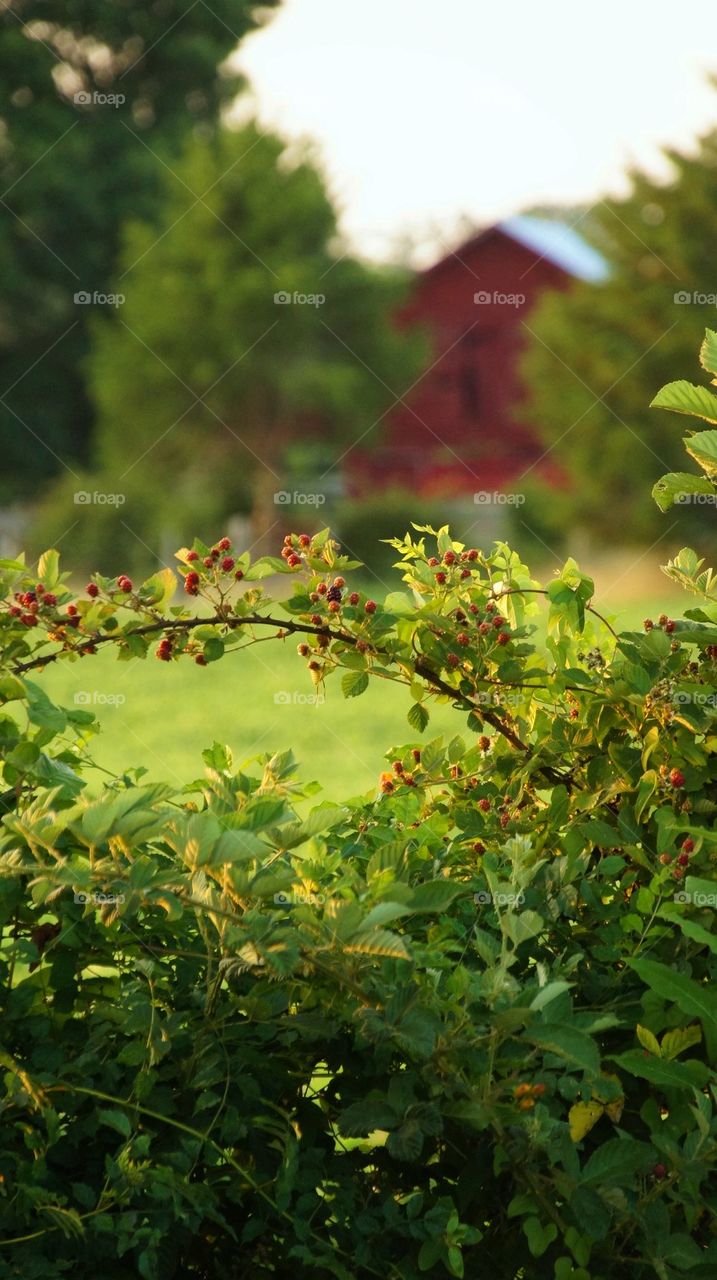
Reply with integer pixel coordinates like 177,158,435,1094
2,0,716,794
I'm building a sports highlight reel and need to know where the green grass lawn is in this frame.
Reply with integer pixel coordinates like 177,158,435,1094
37,584,688,802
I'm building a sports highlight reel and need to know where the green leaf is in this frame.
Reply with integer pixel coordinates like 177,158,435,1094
407,702,429,733
652,472,716,512
523,1217,558,1258
700,328,717,378
661,1025,702,1061
139,567,176,608
37,548,60,589
650,380,717,424
342,670,369,699
386,1119,424,1162
612,1050,709,1090
636,1024,661,1057
524,1024,600,1075
97,1108,131,1139
685,429,717,479
628,958,717,1034
580,1137,654,1186
408,880,465,912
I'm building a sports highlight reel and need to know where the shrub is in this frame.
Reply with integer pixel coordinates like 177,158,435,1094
2,341,717,1278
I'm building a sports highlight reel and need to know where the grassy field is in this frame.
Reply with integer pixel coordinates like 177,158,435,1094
35,557,688,802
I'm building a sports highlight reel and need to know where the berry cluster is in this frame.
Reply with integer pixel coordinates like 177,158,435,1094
181,538,243,596
513,1082,546,1111
659,835,697,880
8,584,58,627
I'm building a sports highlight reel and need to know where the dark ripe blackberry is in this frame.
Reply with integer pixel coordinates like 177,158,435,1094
326,584,342,604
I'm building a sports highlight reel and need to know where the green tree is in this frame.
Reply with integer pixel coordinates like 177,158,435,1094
80,123,425,559
0,0,279,498
519,121,717,545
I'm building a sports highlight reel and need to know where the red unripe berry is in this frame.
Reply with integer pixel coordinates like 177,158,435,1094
469,603,479,615
460,569,471,579
485,600,496,612
456,631,470,646
67,604,78,616
428,557,439,567
669,768,686,788
284,534,293,545
365,600,377,614
569,706,579,719
479,736,491,751
156,645,172,661
478,622,491,635
658,614,668,626
184,573,200,596
234,569,244,581
492,616,506,629
297,643,310,656
356,639,369,653
473,841,485,854
287,554,301,567
43,593,56,608
659,853,672,865
412,748,421,762
21,613,37,626
117,576,132,592
35,583,44,595
652,1164,667,1180
454,609,466,621
328,600,340,612
443,550,456,565
673,866,684,879
404,774,416,786
497,632,510,645
210,548,220,560
186,550,199,562
218,537,231,551
333,576,345,588
308,659,321,672
500,811,510,828
195,654,207,666
348,592,360,605
392,760,404,774
435,572,446,584
446,653,460,668
9,606,20,617
643,618,654,631
682,837,695,853
467,549,479,561
677,853,690,867
380,776,394,794
298,534,311,548
220,556,235,572
317,582,328,595
204,556,214,568
665,620,676,634
86,583,99,598
478,798,491,812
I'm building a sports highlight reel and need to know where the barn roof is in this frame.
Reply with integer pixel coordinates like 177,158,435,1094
497,214,609,282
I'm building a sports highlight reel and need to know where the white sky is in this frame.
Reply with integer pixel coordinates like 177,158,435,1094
234,0,717,260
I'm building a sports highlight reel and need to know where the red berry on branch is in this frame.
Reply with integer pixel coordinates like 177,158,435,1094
443,551,456,565
643,618,654,631
677,853,690,867
21,613,37,626
298,534,311,548
682,837,695,853
43,593,57,608
467,549,479,561
673,866,684,879
117,576,132,592
478,798,491,812
473,841,485,854
469,603,479,615
460,569,471,579
349,592,360,606
67,604,78,616
210,548,220,560
392,760,404,775
669,768,686,788
485,600,496,613
284,534,293,545
203,556,214,568
195,654,207,666
659,853,672,865
365,600,377,614
652,1164,667,1180
356,639,368,653
665,620,676,634
287,554,301,567
479,736,491,751
492,616,506,629
218,537,231,551
456,632,470,646
328,600,340,613
497,632,510,646
658,614,668,626
86,583,99,598
317,582,328,595
435,572,446,585
446,653,460,668
333,576,345,588
234,569,244,581
186,550,199,562
184,572,200,596
428,557,439,567
412,748,421,762
478,622,491,635
220,556,235,572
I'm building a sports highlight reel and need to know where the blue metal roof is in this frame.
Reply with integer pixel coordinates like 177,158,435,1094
498,214,610,282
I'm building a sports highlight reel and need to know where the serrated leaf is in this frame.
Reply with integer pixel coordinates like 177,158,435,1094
651,380,717,424
407,702,429,733
636,1024,661,1057
700,328,717,379
345,928,410,959
660,1025,702,1061
628,957,717,1033
685,429,717,479
342,669,369,699
652,472,716,512
612,1049,709,1090
580,1137,654,1186
524,1024,600,1075
97,1107,131,1139
408,880,464,912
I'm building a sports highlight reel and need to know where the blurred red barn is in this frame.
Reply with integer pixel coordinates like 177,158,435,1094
350,216,608,499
